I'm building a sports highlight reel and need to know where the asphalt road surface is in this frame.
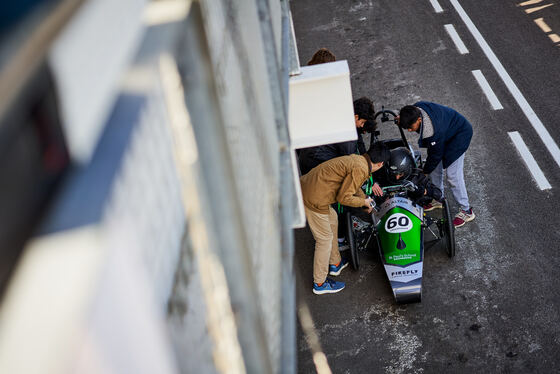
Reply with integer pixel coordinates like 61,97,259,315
291,0,560,373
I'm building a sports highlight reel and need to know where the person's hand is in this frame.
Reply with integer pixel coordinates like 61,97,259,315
364,197,374,213
372,182,383,196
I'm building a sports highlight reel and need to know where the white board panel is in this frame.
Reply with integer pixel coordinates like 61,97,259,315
289,60,357,149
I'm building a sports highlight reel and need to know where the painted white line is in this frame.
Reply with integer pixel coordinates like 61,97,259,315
430,0,444,13
549,33,560,43
518,0,544,6
534,17,552,33
525,4,554,13
450,0,560,169
471,70,503,110
444,24,469,54
508,131,551,190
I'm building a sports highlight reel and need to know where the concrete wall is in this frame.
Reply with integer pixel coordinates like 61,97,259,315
0,0,295,373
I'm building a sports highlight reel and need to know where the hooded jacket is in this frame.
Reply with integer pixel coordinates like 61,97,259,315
415,101,473,174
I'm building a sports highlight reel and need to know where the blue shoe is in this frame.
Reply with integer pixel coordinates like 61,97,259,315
328,257,349,276
313,278,345,295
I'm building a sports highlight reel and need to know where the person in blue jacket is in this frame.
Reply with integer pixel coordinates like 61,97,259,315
397,102,475,228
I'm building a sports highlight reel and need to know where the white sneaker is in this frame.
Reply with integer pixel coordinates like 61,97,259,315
453,208,475,228
423,200,443,211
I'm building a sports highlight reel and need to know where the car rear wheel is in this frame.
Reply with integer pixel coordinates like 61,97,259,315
346,212,360,269
441,198,456,257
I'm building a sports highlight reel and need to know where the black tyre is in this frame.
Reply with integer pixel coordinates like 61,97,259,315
441,198,456,257
346,212,359,269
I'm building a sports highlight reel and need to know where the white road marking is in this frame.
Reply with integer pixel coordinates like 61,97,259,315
518,0,544,6
472,70,503,110
525,4,554,13
450,0,560,169
549,33,560,43
429,0,444,13
534,17,552,33
508,131,551,190
444,24,469,54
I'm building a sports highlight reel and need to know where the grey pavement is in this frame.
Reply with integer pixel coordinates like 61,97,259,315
291,0,560,373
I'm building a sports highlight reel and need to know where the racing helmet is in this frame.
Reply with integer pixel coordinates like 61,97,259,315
386,147,415,183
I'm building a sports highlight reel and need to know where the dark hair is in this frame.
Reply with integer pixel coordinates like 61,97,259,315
367,143,390,164
353,97,375,123
361,120,377,134
398,105,421,129
307,48,336,65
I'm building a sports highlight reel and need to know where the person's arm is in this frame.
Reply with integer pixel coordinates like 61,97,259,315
409,173,428,199
422,137,444,174
410,173,442,201
354,184,366,199
369,169,388,197
336,170,369,208
371,182,383,196
425,180,442,201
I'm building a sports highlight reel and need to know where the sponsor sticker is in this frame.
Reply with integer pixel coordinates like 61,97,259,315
389,254,417,261
384,263,423,282
384,213,412,233
391,269,419,278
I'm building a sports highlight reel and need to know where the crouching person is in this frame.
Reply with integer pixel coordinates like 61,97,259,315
383,147,442,206
300,144,390,294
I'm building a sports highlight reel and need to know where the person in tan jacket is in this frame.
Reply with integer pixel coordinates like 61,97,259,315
300,143,390,294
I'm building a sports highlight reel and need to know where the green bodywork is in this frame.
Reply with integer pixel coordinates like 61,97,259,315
377,207,423,266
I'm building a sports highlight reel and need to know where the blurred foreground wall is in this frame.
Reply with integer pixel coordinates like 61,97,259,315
0,0,297,373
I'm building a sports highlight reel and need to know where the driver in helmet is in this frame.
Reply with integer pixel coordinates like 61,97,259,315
376,147,442,204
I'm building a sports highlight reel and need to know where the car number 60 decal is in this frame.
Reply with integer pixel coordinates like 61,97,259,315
384,213,412,233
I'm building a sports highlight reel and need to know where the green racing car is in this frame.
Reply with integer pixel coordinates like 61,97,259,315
345,108,455,303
